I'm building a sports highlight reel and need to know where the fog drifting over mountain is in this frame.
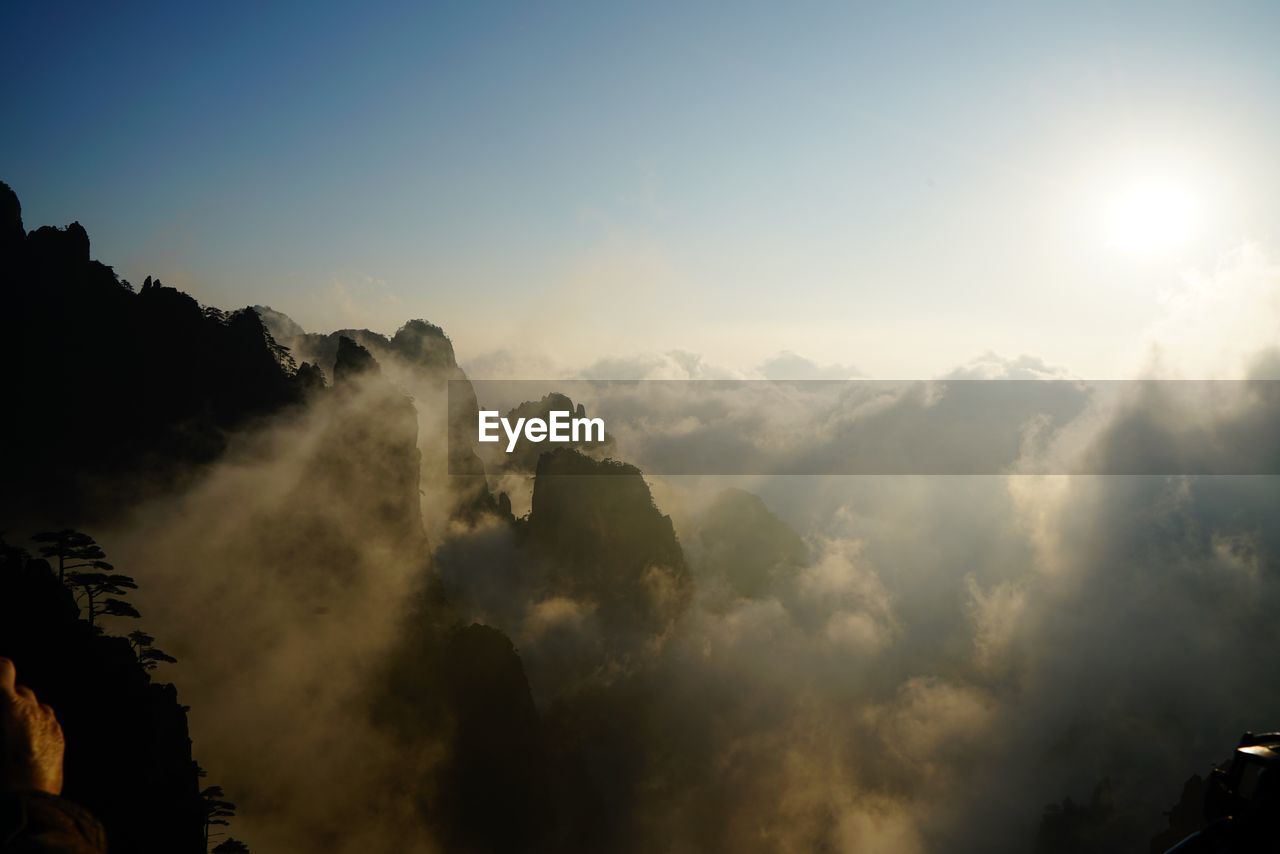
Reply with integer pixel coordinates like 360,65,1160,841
95,243,1280,850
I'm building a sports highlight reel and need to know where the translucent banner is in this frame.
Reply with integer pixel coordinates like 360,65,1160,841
448,380,1280,475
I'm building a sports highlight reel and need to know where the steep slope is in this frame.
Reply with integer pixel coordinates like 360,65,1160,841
0,182,314,526
524,448,691,646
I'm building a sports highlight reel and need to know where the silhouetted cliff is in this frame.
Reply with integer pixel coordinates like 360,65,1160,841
696,488,808,601
0,182,313,526
525,449,691,644
256,309,460,378
0,540,204,853
379,592,554,853
259,306,499,522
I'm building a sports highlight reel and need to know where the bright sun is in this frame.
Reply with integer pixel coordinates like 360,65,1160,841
1104,178,1198,255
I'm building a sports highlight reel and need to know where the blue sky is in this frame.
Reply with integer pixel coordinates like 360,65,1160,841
5,1,1280,376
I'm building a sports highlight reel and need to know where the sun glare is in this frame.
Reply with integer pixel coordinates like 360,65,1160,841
1104,178,1198,255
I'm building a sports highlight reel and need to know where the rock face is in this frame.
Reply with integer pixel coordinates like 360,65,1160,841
525,449,691,646
0,542,204,853
259,306,500,523
333,333,381,384
380,596,554,853
390,319,458,371
430,624,552,852
697,488,808,601
256,309,459,380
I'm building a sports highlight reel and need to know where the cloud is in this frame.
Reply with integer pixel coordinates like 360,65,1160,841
99,369,442,853
459,347,560,380
578,350,740,380
943,351,1074,380
758,350,864,380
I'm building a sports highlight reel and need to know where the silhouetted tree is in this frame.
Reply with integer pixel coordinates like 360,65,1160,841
128,630,178,671
32,529,108,583
36,530,142,629
211,839,250,853
66,569,140,629
200,779,237,850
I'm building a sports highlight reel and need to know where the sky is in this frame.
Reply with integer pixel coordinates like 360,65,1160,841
4,0,1280,377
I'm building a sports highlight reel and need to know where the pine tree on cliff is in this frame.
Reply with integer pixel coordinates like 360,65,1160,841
66,569,141,629
31,529,107,584
32,530,142,629
200,781,237,850
128,630,178,670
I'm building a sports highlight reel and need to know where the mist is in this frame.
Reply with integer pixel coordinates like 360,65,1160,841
4,181,1279,852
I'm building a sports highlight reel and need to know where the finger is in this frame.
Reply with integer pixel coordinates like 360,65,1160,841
0,657,15,697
